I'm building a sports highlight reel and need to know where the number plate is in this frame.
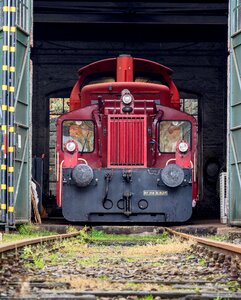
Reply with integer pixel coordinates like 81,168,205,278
143,190,168,196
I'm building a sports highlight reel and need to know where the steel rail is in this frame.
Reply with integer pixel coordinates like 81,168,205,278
0,231,79,254
164,227,241,256
23,290,241,299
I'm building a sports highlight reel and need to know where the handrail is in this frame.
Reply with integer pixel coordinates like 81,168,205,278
165,158,193,169
56,152,59,182
165,158,176,166
59,160,64,206
78,158,88,164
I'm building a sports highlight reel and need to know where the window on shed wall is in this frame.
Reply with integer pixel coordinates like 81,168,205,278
234,0,241,33
16,0,30,33
180,98,198,121
49,98,69,196
180,97,198,138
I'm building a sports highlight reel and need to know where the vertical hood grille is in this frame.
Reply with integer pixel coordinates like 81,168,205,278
107,115,147,167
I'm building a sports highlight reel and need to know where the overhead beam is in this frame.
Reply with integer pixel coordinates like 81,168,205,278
34,14,227,25
33,1,228,25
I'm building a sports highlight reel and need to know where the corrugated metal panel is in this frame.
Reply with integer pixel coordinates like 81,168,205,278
107,115,147,167
228,0,241,225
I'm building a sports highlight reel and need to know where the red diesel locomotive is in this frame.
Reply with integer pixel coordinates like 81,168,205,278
56,55,198,223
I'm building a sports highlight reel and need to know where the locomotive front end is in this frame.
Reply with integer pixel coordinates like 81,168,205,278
56,55,198,223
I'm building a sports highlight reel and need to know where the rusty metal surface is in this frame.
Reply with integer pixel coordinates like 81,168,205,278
165,227,241,255
0,232,79,253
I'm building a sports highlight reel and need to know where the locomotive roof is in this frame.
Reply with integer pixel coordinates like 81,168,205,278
77,56,173,77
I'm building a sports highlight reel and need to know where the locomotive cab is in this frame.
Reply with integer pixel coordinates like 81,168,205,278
55,55,197,223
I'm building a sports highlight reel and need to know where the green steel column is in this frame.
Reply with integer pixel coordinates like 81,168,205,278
7,0,16,225
228,0,241,225
0,0,10,224
1,0,32,225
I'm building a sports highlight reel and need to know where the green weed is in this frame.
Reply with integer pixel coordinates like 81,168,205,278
226,280,240,292
125,257,139,263
21,244,47,269
186,255,195,261
33,257,45,269
18,224,37,235
138,295,153,300
17,224,56,236
78,257,99,266
98,275,109,280
205,235,227,242
49,253,59,264
150,262,162,267
78,226,91,243
66,226,79,233
198,258,206,266
89,229,169,242
22,246,33,259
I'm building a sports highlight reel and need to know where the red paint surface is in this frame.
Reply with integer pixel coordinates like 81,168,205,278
63,140,78,168
69,56,180,111
107,115,147,168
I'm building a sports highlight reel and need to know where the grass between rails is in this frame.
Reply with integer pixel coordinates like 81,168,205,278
81,228,170,242
20,228,193,270
19,230,195,294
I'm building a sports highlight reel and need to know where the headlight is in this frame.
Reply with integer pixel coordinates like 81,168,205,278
122,94,132,105
178,142,188,153
121,89,133,105
66,141,77,152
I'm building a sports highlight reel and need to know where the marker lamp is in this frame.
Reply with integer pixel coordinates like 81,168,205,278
66,141,77,152
178,142,188,153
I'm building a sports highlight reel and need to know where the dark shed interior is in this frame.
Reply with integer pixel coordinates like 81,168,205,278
32,1,228,218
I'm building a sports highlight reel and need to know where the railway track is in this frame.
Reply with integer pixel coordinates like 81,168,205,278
1,227,241,299
164,227,241,256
